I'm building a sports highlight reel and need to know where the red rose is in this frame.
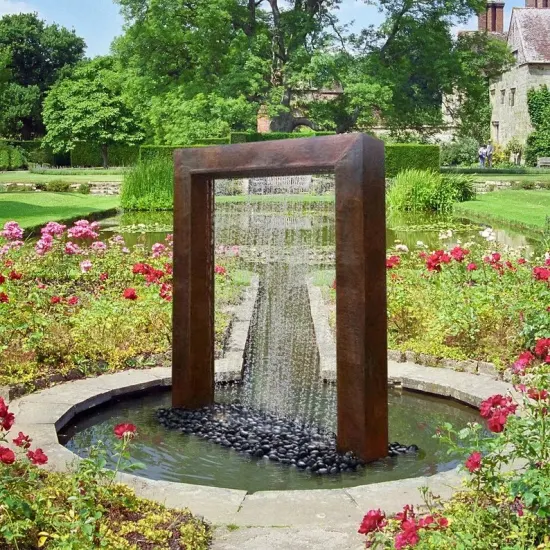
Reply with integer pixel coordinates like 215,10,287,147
527,388,549,401
27,448,48,465
0,274,4,284
13,431,32,449
1,412,14,431
0,397,7,417
67,296,79,306
123,288,138,300
0,447,15,465
0,292,8,303
450,246,469,262
114,423,137,439
50,296,62,305
99,272,109,282
466,262,477,272
386,256,400,269
214,265,227,276
358,509,387,535
465,451,482,472
518,258,527,265
535,338,550,359
395,520,419,549
8,271,22,280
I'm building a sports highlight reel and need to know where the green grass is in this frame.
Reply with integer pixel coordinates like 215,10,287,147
454,190,550,232
0,171,123,183
0,193,120,229
473,174,550,182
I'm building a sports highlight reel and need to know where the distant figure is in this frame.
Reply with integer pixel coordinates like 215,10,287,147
478,145,487,168
486,141,494,168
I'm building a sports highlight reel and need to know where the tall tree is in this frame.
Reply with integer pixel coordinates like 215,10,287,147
0,13,85,139
43,57,144,167
113,0,511,140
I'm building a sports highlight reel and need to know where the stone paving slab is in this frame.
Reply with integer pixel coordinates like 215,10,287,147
212,526,365,550
235,489,362,527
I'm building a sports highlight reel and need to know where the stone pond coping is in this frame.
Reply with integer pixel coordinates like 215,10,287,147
8,362,514,529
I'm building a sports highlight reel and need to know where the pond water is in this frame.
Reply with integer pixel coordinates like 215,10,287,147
99,202,540,254
59,387,481,492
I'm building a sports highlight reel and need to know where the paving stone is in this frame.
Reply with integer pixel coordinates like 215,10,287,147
478,361,499,378
235,489,361,527
387,350,405,363
212,526,365,550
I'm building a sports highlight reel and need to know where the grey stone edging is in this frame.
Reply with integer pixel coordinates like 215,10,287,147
8,363,514,527
306,280,506,383
215,275,259,383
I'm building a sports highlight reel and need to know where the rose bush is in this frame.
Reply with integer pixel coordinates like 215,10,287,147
359,341,550,549
325,232,550,366
0,220,250,389
0,398,210,549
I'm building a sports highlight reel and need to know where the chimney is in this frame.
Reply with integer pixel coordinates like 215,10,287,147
526,0,550,6
478,1,505,32
257,105,270,134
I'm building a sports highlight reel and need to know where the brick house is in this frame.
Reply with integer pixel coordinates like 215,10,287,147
487,2,550,147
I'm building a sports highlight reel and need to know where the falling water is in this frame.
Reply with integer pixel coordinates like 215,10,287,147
214,176,337,430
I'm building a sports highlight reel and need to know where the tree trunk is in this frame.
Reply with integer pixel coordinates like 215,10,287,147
101,144,109,168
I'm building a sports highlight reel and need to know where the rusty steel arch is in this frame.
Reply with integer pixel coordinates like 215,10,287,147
172,133,388,461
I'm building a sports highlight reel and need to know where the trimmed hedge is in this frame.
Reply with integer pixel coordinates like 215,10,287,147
0,142,27,170
70,143,140,167
385,144,440,178
229,131,335,143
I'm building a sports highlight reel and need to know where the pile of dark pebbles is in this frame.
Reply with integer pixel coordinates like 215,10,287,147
156,403,419,476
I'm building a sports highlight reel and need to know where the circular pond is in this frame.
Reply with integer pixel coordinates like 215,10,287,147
59,386,480,493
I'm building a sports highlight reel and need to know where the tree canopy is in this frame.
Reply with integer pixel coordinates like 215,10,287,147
43,57,144,167
0,13,85,139
0,1,513,146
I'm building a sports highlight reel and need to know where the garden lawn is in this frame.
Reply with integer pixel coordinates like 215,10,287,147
454,190,550,231
0,171,124,183
0,192,120,229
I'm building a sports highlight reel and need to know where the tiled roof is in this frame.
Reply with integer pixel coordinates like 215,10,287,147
513,8,550,63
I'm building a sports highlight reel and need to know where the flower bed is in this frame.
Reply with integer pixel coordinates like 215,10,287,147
0,397,210,549
0,220,250,392
358,340,550,549
317,229,550,367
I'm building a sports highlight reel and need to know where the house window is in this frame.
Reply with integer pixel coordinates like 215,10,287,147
510,88,516,107
500,90,506,104
492,121,500,143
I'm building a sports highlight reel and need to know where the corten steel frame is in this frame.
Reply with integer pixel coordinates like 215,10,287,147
172,133,388,461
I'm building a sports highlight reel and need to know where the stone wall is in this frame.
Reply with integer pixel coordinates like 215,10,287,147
490,63,550,147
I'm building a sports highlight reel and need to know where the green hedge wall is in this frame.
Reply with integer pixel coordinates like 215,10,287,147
385,144,440,178
0,141,28,170
70,143,140,167
229,131,335,143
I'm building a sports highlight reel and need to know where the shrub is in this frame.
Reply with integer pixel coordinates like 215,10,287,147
525,129,550,166
359,344,550,549
440,137,478,167
385,144,440,178
70,143,140,167
228,131,335,143
387,169,472,212
0,144,10,170
121,157,174,210
77,182,92,194
45,179,71,192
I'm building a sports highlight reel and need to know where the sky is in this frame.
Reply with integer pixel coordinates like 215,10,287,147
0,0,527,57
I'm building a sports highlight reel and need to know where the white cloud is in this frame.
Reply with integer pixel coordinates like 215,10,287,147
0,0,37,17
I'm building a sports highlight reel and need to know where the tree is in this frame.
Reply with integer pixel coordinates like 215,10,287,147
113,0,511,140
0,13,85,139
43,57,144,167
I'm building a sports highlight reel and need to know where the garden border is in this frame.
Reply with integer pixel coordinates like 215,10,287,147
7,362,513,530
306,279,508,383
